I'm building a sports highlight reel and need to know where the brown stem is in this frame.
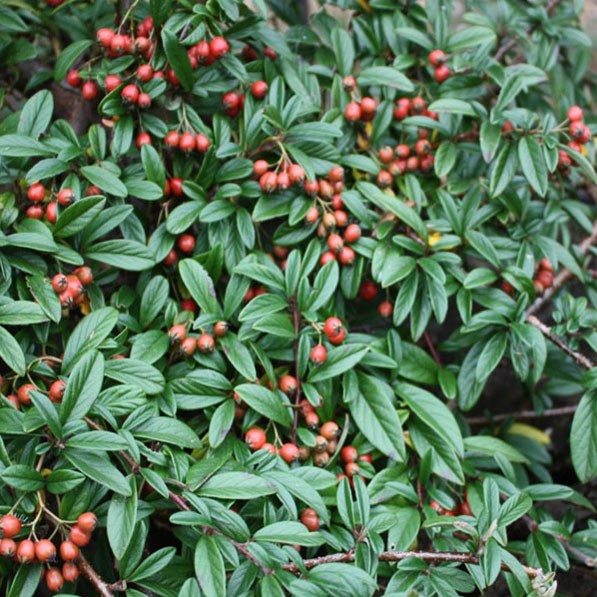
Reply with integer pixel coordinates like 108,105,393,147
558,535,596,568
282,549,545,577
424,331,442,366
466,404,578,426
78,552,114,597
494,0,563,62
527,315,595,370
526,219,597,317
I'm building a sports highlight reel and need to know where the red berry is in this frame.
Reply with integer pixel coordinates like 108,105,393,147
288,164,305,185
170,178,184,196
27,183,46,202
338,245,355,265
164,249,178,267
328,166,344,183
415,139,431,156
345,462,360,477
279,374,297,394
253,160,269,176
223,91,240,116
52,273,68,293
62,562,79,582
136,64,153,82
1,514,21,538
264,46,278,60
45,201,57,223
434,64,451,83
406,156,420,171
46,567,64,592
536,270,553,289
310,344,327,365
567,105,583,121
196,40,211,64
245,428,266,450
136,132,152,149
102,74,121,93
342,75,356,92
320,250,336,266
35,538,56,562
304,179,320,195
77,512,97,533
306,206,320,223
327,233,343,253
69,525,91,547
180,337,197,356
209,36,229,58
393,98,410,120
180,298,197,313
334,210,348,228
81,80,98,100
345,102,362,121
323,317,343,338
376,170,392,188
49,380,65,403
177,234,196,254
26,205,44,219
279,443,299,463
328,327,346,345
428,49,446,65
57,188,75,206
251,80,268,99
0,538,16,557
540,258,553,272
96,28,114,47
459,501,473,516
378,300,393,318
198,333,215,353
378,146,394,164
277,171,290,190
359,280,378,301
570,120,585,139
360,97,377,116
341,446,358,463
214,321,229,337
344,224,361,244
66,69,82,87
300,508,320,532
121,84,139,104
59,540,79,561
179,132,196,151
169,324,186,343
260,171,278,193
164,131,180,147
320,421,339,440
196,133,210,152
138,93,152,109
16,539,35,563
17,383,36,405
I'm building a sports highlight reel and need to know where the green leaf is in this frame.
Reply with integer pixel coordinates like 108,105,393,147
307,259,340,312
85,239,156,271
570,392,597,482
66,431,129,451
54,40,93,81
0,301,48,325
219,334,256,381
53,195,106,238
518,136,547,196
489,142,517,197
480,121,501,163
0,325,26,374
234,384,292,426
29,390,62,439
166,201,204,234
62,307,119,372
254,522,325,546
162,29,193,91
25,158,69,184
348,373,405,461
463,268,498,289
104,358,164,394
179,258,221,315
107,477,138,559
475,332,507,382
434,141,457,178
331,27,354,77
208,399,235,448
141,143,166,190
60,350,104,423
64,449,132,495
6,563,42,597
427,98,476,117
27,275,61,323
464,436,528,463
46,469,85,494
499,492,532,526
358,66,414,92
80,165,128,197
17,90,53,139
1,464,45,491
129,547,176,582
195,535,226,597
0,135,53,157
448,26,496,50
131,416,201,448
197,472,277,499
308,345,369,383
140,276,169,327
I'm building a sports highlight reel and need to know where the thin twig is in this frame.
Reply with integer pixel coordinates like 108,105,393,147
78,552,114,597
290,295,302,444
494,0,563,62
424,331,442,366
527,315,595,370
466,405,577,426
282,549,545,577
558,535,596,568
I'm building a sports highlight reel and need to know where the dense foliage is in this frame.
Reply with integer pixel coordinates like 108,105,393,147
0,0,596,595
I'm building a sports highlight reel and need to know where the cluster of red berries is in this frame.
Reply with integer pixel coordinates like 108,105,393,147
0,511,96,591
254,160,305,193
24,184,77,222
428,49,452,83
320,223,360,267
163,232,197,267
533,258,554,293
51,267,93,309
164,130,210,153
393,95,438,122
558,105,591,169
358,280,393,318
429,499,472,516
323,316,347,345
220,80,268,118
338,445,373,483
241,44,278,63
241,285,268,303
344,96,377,122
167,322,227,358
186,36,230,69
377,136,436,183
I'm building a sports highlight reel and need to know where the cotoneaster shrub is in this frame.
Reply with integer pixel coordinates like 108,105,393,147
0,0,596,595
